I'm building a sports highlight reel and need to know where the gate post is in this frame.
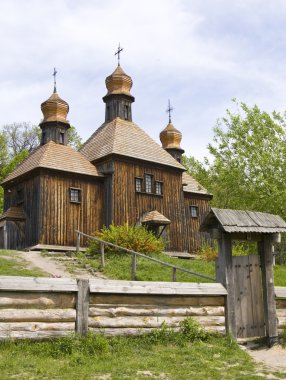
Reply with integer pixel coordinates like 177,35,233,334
217,233,237,339
258,234,278,346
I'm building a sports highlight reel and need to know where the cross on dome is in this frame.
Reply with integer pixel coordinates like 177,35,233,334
166,99,174,123
114,43,123,66
53,67,57,93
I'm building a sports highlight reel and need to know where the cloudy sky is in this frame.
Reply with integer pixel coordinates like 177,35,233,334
1,0,286,160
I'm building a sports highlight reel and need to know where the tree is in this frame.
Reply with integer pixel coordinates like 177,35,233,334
184,101,286,219
2,122,40,156
67,126,83,150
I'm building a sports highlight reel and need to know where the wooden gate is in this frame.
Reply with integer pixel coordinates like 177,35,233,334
233,255,265,338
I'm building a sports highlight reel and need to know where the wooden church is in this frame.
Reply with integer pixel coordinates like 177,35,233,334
0,60,212,252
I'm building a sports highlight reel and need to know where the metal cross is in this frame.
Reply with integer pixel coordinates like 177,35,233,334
114,43,123,65
53,67,57,92
166,99,174,123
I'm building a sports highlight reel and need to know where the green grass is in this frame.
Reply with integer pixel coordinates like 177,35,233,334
0,332,278,380
77,251,216,282
0,250,48,277
274,264,286,286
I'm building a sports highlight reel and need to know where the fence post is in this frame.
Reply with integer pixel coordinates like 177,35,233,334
76,232,80,252
76,279,90,336
172,268,177,282
132,253,137,281
100,242,105,268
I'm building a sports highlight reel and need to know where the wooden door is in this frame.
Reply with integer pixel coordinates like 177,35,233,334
233,255,265,338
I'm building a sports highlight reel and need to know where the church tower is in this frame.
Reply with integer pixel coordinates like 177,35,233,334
160,101,184,163
39,69,70,145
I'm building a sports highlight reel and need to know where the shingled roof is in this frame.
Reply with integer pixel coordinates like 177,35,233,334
0,206,26,221
200,208,286,234
2,141,102,184
142,210,171,225
80,117,185,170
182,172,211,196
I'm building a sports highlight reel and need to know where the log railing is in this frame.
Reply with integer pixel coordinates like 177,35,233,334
75,230,216,282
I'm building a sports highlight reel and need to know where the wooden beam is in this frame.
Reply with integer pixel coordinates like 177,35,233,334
75,279,89,336
216,233,236,339
258,235,278,346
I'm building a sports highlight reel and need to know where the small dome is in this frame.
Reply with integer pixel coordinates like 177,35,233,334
105,65,133,96
160,122,183,150
41,91,69,124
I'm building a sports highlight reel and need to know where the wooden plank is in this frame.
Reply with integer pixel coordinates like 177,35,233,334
276,299,286,309
217,234,236,338
0,276,78,292
88,315,225,328
233,256,248,338
248,254,265,337
0,309,76,322
258,235,278,346
88,305,225,317
89,280,227,296
276,309,286,317
0,322,75,331
0,330,71,340
277,316,286,327
75,279,89,336
0,292,76,309
275,287,286,298
90,294,225,307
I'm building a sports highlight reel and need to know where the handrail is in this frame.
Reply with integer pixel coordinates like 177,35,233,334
75,230,216,282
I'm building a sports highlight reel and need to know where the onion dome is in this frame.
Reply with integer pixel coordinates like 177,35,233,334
160,122,183,151
105,65,133,96
40,91,69,124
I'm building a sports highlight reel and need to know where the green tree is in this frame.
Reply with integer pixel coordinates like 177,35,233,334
67,126,83,150
184,101,286,219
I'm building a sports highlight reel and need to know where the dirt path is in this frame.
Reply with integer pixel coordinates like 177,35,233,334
20,251,106,279
241,344,286,378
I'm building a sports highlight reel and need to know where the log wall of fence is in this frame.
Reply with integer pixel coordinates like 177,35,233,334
0,276,227,340
0,276,285,340
275,287,286,334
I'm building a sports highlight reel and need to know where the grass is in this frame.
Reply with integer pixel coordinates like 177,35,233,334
0,330,279,380
76,251,216,282
0,250,48,277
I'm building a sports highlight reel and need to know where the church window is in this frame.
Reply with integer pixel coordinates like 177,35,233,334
190,205,198,218
124,105,129,120
17,188,24,205
70,188,81,203
155,181,163,195
145,174,152,193
135,177,143,192
59,132,64,144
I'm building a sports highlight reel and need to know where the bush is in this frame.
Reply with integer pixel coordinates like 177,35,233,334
179,317,209,342
199,243,218,262
88,224,165,256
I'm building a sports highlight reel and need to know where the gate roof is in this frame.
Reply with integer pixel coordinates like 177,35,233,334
200,208,286,234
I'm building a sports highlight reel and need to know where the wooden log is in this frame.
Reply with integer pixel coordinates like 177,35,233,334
275,287,286,298
277,317,286,327
276,299,286,309
88,315,225,328
100,242,105,268
90,294,225,307
276,309,286,317
76,279,89,336
0,292,76,309
131,253,136,281
89,280,227,296
88,306,225,317
0,330,71,340
89,325,226,337
0,309,76,322
0,322,75,331
0,276,78,292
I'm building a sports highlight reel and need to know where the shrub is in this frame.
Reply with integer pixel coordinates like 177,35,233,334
88,224,165,256
179,317,209,342
199,243,218,262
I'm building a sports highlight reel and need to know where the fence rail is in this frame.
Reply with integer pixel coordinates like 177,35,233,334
75,230,216,282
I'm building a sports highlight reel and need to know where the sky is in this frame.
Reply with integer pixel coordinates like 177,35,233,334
1,0,286,161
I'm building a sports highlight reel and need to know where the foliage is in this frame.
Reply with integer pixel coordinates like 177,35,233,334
179,317,209,342
2,122,40,156
0,332,269,379
184,100,286,220
68,126,83,150
199,243,218,262
88,224,165,256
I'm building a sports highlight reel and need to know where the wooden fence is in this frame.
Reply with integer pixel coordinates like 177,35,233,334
0,276,226,340
0,276,285,340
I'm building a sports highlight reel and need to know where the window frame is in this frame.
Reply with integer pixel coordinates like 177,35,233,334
69,187,81,203
190,205,199,218
155,181,163,196
145,174,153,194
135,177,143,192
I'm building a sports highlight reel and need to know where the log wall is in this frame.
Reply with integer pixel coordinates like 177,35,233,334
275,286,286,334
0,277,227,340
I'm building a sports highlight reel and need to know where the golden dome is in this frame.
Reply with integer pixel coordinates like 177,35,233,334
41,91,69,124
160,122,183,150
105,65,133,96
